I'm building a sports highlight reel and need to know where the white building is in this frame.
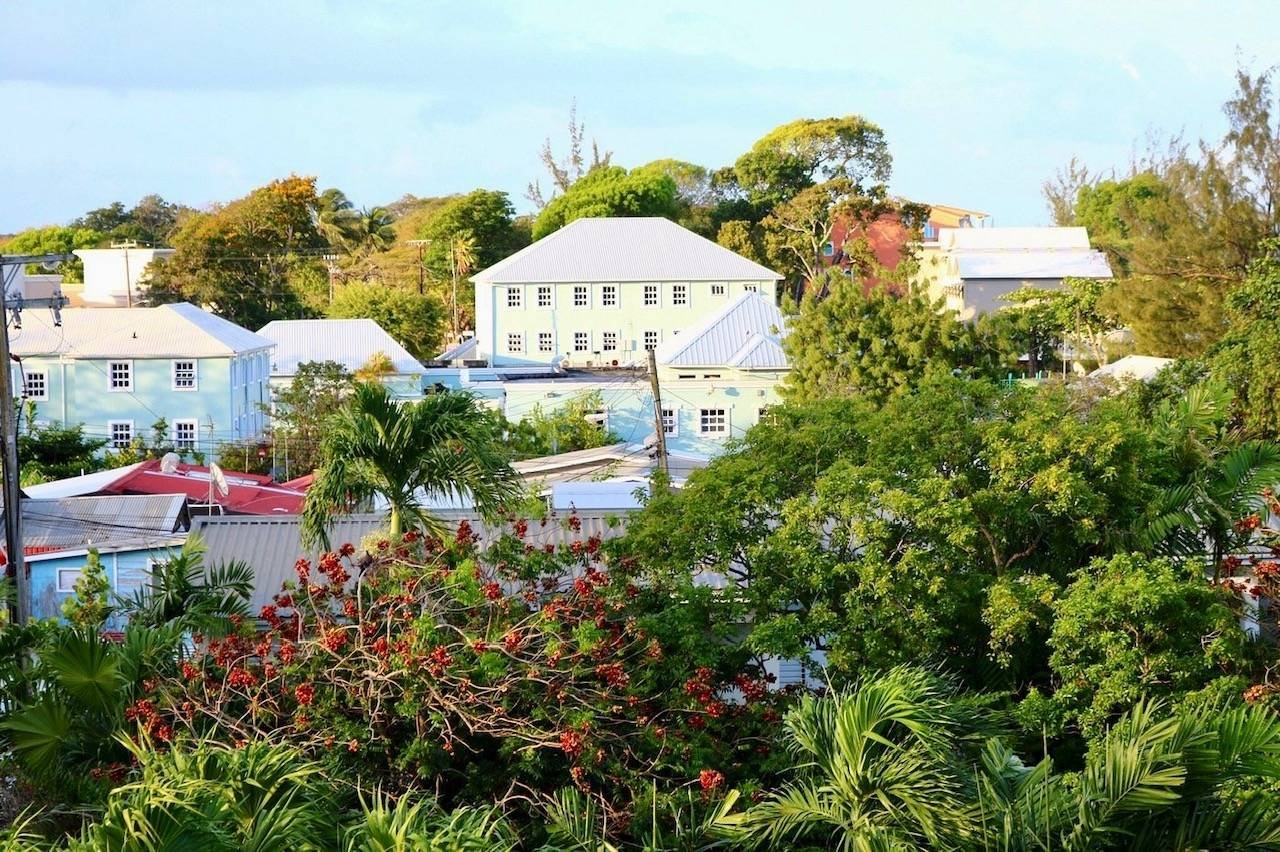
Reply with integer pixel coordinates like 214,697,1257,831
471,217,781,367
919,227,1113,321
257,318,426,398
74,247,176,306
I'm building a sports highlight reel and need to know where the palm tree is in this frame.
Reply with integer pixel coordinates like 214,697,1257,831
449,234,477,338
302,383,518,546
117,537,253,635
1139,382,1280,578
357,206,397,253
316,188,362,251
733,667,986,850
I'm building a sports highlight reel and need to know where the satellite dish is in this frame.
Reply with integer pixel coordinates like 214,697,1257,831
160,452,181,474
209,463,230,498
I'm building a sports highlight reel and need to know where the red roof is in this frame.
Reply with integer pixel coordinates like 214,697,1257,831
279,473,314,491
101,459,306,515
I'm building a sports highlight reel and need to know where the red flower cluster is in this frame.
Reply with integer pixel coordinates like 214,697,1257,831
294,558,311,583
295,682,316,706
699,768,725,792
595,662,630,689
1236,514,1262,533
427,645,454,676
322,629,348,652
483,581,503,601
560,729,585,758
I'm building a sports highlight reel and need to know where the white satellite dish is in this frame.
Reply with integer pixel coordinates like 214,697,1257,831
209,463,230,498
159,452,181,474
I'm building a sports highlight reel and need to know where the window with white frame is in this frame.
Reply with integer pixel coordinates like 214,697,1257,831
23,370,47,401
643,284,659,307
573,331,589,352
672,284,688,306
585,408,608,431
505,287,523,308
699,408,728,435
601,284,618,307
173,419,198,451
601,331,618,352
109,420,134,449
661,406,678,435
172,359,197,390
643,330,659,350
711,284,726,296
744,283,759,293
573,286,589,307
57,568,83,592
108,361,132,391
536,285,553,308
505,332,524,354
538,331,553,353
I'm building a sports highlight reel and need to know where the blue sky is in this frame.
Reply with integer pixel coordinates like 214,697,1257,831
1,1,1276,234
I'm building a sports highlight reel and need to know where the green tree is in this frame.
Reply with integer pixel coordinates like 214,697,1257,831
782,270,997,403
417,189,527,277
532,165,680,240
1000,276,1122,368
59,549,113,630
327,281,447,361
1210,238,1280,438
500,391,620,459
117,538,253,635
144,175,329,328
268,360,355,479
727,115,893,212
1024,553,1245,740
18,423,108,485
302,383,518,544
0,225,105,282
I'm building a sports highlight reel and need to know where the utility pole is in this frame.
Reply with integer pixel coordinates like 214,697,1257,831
646,348,669,479
0,253,72,624
112,239,138,308
407,239,430,295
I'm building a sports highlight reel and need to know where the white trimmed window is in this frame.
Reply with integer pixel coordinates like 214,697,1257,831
23,370,47,401
672,284,688,306
573,331,590,352
538,332,553,353
744,283,759,293
699,408,728,435
601,284,618,307
536,285,553,308
573,286,588,307
601,331,618,352
643,284,659,307
585,408,609,431
505,287,523,308
505,332,524,354
172,359,197,391
643,331,659,351
661,406,678,435
57,568,83,592
108,361,132,391
109,420,134,449
711,284,726,296
173,419,198,451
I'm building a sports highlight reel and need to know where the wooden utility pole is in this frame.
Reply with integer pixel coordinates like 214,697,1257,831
407,239,429,295
0,252,72,624
646,348,669,478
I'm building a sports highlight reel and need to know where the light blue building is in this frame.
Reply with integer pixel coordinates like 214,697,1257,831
10,302,274,455
427,292,790,457
257,318,426,400
14,494,190,624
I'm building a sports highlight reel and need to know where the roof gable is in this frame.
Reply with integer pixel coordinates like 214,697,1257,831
10,303,274,359
473,217,781,284
257,318,425,375
656,292,789,369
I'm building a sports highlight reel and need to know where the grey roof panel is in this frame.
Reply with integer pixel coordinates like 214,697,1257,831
8,494,188,552
11,303,274,358
473,217,781,284
655,292,788,368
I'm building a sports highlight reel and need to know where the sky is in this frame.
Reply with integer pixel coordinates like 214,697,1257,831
1,1,1277,234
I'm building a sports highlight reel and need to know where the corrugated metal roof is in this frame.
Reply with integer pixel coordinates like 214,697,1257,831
437,337,478,361
192,510,636,611
1090,355,1174,382
953,249,1113,280
939,226,1092,251
472,217,781,284
513,443,710,485
257,318,425,376
5,494,188,553
10,302,274,358
655,292,789,368
22,463,146,499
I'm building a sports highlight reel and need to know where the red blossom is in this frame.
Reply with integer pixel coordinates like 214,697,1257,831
483,582,503,601
294,683,316,706
699,768,725,792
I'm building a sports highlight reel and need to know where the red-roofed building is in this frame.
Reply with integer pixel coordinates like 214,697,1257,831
823,204,990,292
97,459,306,515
